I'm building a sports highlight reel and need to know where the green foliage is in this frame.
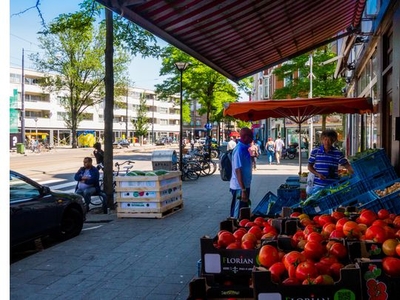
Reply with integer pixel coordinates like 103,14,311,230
155,46,248,128
30,11,130,147
272,48,345,99
133,94,149,138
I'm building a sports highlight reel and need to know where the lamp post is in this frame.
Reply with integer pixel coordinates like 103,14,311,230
34,117,38,140
174,62,189,174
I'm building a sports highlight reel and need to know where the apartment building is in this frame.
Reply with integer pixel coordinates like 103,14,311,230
9,67,182,148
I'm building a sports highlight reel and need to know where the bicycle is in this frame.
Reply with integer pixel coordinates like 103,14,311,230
92,160,135,213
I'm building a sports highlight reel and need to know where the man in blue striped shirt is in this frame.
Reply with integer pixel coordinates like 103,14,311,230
308,129,354,194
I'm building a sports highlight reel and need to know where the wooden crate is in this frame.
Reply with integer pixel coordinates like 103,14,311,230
115,171,183,218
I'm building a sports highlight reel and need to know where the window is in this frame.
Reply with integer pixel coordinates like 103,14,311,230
263,77,271,99
10,73,21,84
159,119,168,125
10,174,40,202
159,107,168,114
284,73,293,87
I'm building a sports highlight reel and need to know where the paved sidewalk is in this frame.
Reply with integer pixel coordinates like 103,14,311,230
10,154,307,300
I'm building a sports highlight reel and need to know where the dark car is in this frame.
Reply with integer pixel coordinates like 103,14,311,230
10,170,87,248
113,139,130,148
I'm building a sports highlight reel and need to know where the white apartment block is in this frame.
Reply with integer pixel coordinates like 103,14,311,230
9,67,180,147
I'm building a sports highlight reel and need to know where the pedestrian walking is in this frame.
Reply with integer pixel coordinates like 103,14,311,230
248,140,260,171
229,127,253,218
274,135,285,164
227,136,237,151
265,137,275,165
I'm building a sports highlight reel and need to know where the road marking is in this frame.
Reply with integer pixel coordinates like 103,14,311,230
38,179,65,185
49,181,76,190
82,225,104,231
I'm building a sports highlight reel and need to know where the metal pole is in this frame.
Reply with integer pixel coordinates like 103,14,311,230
125,87,128,139
179,70,183,173
21,49,25,145
152,97,154,144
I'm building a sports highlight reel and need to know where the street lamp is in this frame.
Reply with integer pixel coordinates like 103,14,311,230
174,62,189,174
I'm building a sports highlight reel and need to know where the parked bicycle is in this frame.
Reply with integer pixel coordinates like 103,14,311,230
92,160,135,212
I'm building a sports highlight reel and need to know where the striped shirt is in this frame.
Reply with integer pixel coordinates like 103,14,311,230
308,145,348,187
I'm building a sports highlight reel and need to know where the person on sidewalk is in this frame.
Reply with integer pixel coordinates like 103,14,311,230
265,137,275,165
308,129,354,194
74,157,101,212
274,135,285,164
93,142,104,168
229,127,253,218
248,140,259,171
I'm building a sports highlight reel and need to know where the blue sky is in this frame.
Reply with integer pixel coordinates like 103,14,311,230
9,0,168,90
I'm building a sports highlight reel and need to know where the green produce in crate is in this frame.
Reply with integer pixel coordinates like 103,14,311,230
126,171,138,176
154,170,169,176
349,148,379,162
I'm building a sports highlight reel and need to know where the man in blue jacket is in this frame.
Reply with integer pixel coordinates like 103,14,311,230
74,157,100,212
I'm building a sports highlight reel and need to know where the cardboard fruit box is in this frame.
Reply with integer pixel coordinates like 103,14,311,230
356,258,400,300
200,236,259,277
252,265,363,300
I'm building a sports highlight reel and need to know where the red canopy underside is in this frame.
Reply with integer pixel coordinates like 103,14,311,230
223,97,373,123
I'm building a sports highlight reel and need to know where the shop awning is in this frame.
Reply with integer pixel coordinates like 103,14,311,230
95,0,366,82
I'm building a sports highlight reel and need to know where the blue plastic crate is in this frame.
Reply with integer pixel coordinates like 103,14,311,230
286,176,300,186
351,149,393,179
301,193,339,215
373,179,400,214
358,199,383,213
252,191,278,216
268,197,298,215
277,187,300,201
330,180,367,205
362,168,398,191
339,191,379,208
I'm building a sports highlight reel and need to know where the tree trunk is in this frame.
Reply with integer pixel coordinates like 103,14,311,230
104,8,115,209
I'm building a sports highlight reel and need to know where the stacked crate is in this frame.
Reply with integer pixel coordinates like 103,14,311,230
115,171,183,218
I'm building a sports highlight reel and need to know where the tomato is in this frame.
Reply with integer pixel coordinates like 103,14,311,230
282,277,301,285
365,225,388,243
233,229,247,241
396,243,400,256
313,274,335,285
306,231,325,243
303,224,319,237
226,242,241,249
331,211,345,221
335,217,349,232
328,242,348,260
253,216,265,227
241,232,257,244
291,230,305,248
382,257,400,277
244,221,256,229
315,261,331,275
241,240,256,249
218,232,236,248
329,262,344,281
258,245,280,268
295,261,318,281
290,212,302,218
283,251,306,270
359,210,378,226
303,240,326,261
393,216,400,229
322,223,336,238
372,219,388,227
377,209,390,220
269,262,287,283
329,229,346,239
382,239,399,256
262,224,277,235
238,218,250,227
343,221,361,238
385,226,396,239
248,225,263,240
317,214,335,227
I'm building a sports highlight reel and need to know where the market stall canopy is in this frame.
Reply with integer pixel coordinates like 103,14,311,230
229,131,240,138
94,0,365,82
223,97,373,122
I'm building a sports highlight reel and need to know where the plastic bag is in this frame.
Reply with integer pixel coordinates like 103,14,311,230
306,172,315,195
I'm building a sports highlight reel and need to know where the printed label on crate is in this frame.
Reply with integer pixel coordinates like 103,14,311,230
119,202,158,209
258,289,356,300
120,191,157,198
160,177,179,186
161,196,180,207
257,293,283,300
120,181,157,188
204,252,255,274
160,186,180,197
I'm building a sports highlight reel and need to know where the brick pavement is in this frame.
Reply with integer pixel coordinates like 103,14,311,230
10,150,307,300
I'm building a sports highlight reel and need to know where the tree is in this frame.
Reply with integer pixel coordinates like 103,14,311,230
155,46,246,140
133,93,149,146
272,47,346,131
30,12,130,148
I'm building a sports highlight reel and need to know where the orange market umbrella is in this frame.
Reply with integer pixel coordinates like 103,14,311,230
223,97,374,173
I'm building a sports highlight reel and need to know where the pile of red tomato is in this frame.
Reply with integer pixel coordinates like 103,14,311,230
215,208,400,285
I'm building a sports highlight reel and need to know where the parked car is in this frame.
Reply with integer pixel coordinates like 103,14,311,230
155,137,168,145
113,139,130,148
10,170,87,248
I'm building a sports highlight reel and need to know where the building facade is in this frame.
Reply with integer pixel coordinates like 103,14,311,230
9,67,183,148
